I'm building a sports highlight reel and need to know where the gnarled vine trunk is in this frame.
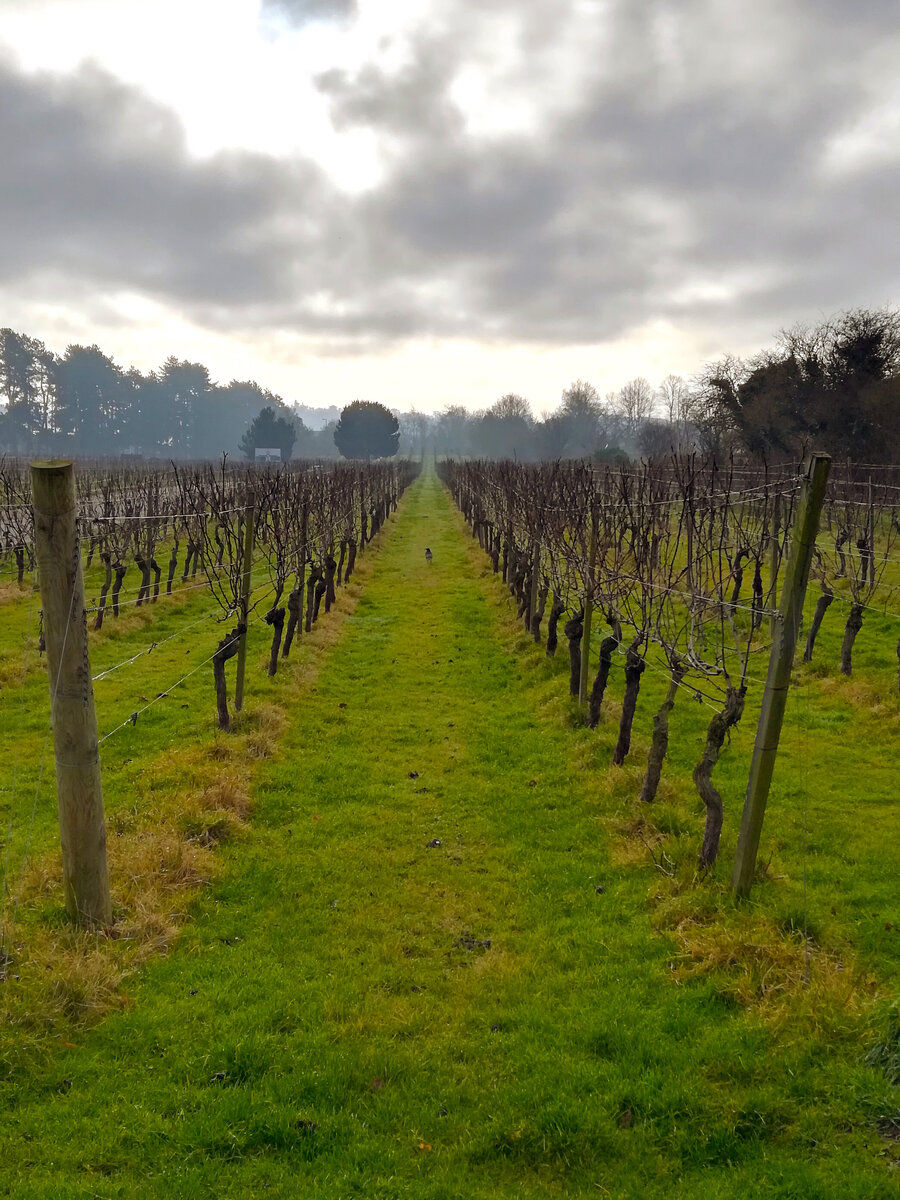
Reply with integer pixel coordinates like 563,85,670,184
313,574,328,623
751,558,764,629
282,588,302,658
135,555,151,606
588,634,618,729
111,562,127,616
167,543,178,595
305,566,321,633
545,592,565,657
803,581,833,663
336,539,347,586
324,555,337,613
531,581,548,643
612,640,646,766
212,623,244,731
694,684,745,869
840,603,864,676
639,660,685,803
564,610,584,697
728,549,748,614
93,553,112,631
589,616,622,728
266,605,286,676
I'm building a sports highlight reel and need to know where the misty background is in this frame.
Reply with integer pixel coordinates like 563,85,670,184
3,305,898,463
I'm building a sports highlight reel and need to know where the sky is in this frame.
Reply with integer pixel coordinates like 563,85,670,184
1,0,899,415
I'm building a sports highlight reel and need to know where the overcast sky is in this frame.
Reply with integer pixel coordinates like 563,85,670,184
1,0,899,414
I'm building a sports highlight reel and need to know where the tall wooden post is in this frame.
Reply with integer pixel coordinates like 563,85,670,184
579,506,598,707
234,494,256,713
31,460,111,928
732,453,831,898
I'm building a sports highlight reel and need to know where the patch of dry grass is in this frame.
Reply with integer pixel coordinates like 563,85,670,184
0,580,29,606
654,891,880,1034
601,793,881,1030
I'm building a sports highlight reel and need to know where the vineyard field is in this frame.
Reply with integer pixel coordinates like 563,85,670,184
0,465,898,1198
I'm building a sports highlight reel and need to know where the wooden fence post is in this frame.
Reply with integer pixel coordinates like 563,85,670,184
732,453,831,898
579,506,598,707
234,493,256,713
31,460,111,928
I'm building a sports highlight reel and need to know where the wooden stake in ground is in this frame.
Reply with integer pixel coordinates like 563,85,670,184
31,459,112,928
234,494,256,713
732,453,831,898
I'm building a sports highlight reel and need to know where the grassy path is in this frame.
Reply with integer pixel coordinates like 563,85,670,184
1,471,895,1198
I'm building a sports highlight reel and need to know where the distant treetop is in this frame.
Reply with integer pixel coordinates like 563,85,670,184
333,400,400,460
239,406,298,461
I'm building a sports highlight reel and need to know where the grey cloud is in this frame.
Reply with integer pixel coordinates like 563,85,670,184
0,58,344,309
1,0,899,358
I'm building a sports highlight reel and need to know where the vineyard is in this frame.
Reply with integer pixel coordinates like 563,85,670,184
0,456,898,1198
439,455,900,879
1,456,419,927
1,455,419,721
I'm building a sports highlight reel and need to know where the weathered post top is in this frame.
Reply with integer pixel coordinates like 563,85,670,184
30,460,77,510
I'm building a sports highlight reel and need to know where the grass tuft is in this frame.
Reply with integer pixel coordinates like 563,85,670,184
866,1003,900,1086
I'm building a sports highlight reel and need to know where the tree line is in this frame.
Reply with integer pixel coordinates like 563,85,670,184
3,307,898,462
0,333,341,460
410,307,900,464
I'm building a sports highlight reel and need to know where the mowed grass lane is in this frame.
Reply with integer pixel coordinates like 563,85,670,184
1,470,895,1199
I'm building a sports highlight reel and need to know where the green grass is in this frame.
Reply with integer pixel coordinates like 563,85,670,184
0,469,898,1197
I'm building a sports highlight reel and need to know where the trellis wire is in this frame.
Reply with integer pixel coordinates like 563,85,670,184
96,584,280,746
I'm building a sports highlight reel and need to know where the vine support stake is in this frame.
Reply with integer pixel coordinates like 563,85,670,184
732,453,831,899
31,459,111,929
234,493,256,713
579,505,598,708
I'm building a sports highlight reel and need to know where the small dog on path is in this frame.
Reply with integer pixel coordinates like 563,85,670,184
425,547,433,562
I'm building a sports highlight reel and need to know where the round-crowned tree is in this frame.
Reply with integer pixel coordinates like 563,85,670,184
239,405,298,460
334,400,400,460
